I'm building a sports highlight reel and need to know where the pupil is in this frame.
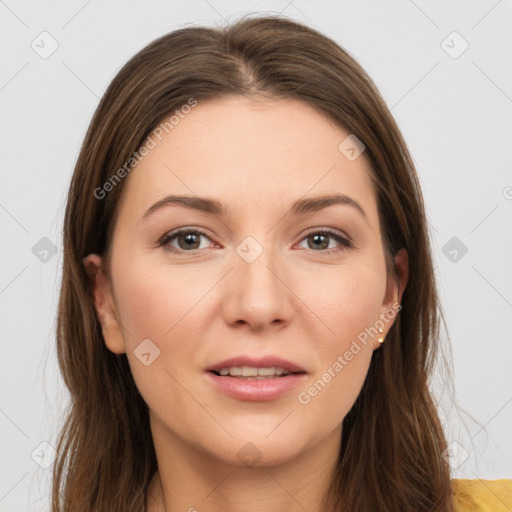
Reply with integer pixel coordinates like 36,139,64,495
309,233,328,250
179,232,200,250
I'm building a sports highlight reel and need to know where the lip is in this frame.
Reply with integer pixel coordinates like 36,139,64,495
205,371,308,401
204,355,306,374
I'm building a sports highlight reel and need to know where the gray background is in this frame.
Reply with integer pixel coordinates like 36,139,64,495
1,1,511,509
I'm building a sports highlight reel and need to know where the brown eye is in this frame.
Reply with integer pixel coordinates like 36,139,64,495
307,233,330,250
159,229,213,252
175,232,202,250
298,229,352,253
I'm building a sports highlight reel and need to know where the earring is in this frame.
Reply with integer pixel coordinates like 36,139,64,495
377,327,385,344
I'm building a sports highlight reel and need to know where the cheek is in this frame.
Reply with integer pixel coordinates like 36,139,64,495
297,259,386,343
292,263,385,421
112,252,204,346
110,255,217,412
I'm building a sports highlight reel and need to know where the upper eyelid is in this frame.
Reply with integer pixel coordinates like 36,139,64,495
300,226,352,242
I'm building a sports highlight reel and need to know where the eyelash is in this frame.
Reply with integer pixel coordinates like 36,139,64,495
158,227,352,255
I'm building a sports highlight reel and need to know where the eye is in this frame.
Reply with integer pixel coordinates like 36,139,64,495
296,228,352,253
158,227,352,254
158,228,215,253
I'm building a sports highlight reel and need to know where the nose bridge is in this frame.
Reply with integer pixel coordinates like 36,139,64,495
222,233,293,327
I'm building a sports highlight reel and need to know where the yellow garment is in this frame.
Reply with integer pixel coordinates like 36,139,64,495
452,479,512,511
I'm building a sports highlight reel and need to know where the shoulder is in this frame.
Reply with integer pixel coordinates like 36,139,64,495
452,478,512,511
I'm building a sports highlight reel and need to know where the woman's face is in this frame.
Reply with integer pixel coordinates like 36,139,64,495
84,96,407,467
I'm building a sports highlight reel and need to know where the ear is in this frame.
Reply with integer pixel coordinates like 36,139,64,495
375,248,409,348
82,253,126,354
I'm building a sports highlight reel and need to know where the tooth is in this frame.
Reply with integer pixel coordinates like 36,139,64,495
213,365,297,378
241,366,258,377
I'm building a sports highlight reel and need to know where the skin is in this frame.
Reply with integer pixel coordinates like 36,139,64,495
83,96,408,512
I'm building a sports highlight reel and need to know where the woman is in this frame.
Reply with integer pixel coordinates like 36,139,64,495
53,14,512,512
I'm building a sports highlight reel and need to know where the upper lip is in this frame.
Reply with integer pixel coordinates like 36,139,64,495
205,355,306,373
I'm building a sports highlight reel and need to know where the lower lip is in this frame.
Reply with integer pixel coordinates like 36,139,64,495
205,372,307,401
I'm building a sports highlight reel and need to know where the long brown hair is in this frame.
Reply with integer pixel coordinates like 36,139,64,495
53,14,455,511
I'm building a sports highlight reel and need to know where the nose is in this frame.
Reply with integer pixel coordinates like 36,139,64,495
221,239,295,331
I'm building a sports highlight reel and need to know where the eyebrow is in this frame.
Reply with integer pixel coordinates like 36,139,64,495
142,193,367,221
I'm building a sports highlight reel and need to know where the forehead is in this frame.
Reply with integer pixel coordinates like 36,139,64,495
117,96,378,223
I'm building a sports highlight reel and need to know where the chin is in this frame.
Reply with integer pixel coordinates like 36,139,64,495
203,431,307,468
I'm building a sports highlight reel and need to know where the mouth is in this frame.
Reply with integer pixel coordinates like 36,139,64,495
204,356,307,400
